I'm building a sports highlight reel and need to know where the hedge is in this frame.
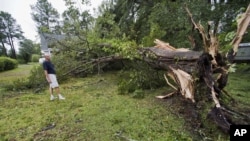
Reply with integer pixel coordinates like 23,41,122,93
0,57,18,72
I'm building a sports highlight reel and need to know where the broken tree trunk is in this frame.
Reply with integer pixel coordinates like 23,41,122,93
140,39,201,73
140,4,250,133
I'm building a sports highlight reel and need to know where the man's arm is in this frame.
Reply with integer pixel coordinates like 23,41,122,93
44,70,51,83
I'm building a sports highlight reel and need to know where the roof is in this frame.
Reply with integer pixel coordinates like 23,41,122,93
239,42,250,47
40,33,66,50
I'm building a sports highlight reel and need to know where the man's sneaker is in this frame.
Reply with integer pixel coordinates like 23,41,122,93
50,95,56,101
58,94,65,100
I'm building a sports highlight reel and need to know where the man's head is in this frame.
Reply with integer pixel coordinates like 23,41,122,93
44,53,51,61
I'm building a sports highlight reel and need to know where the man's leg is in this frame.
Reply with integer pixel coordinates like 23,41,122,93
50,74,65,100
50,87,53,95
55,87,65,100
49,85,56,101
54,87,60,94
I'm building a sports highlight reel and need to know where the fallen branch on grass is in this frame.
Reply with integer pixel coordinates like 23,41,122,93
62,55,123,76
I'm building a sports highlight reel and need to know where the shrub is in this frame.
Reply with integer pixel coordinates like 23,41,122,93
118,79,137,95
4,57,18,70
4,78,29,91
0,58,4,71
27,65,47,89
0,57,18,72
118,62,166,97
31,54,40,62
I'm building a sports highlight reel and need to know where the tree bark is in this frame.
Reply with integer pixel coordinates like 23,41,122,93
0,40,8,56
9,34,16,59
6,33,16,59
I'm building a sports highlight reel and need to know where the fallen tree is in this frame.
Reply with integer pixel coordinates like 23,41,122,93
140,4,250,132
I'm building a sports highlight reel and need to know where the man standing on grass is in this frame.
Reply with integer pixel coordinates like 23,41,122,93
43,53,65,101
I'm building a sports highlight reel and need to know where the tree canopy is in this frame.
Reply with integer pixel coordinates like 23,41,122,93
31,0,60,34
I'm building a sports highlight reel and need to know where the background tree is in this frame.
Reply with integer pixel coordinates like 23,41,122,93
32,42,42,55
31,0,60,34
94,0,121,39
0,11,23,58
99,0,249,48
62,0,94,48
0,16,8,56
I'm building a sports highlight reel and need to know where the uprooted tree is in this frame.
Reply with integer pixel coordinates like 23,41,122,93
140,4,250,132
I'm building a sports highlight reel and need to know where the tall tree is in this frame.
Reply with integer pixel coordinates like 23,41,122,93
0,16,8,56
59,0,94,53
62,0,94,38
95,8,120,39
0,11,23,58
31,0,60,34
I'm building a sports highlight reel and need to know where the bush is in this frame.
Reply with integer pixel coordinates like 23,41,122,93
4,57,18,70
4,78,29,91
27,65,47,89
118,62,166,97
0,57,18,72
0,58,4,71
118,79,137,94
31,54,40,62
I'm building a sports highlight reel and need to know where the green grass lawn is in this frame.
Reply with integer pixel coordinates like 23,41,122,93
0,70,193,141
1,63,249,141
225,64,250,110
0,63,36,81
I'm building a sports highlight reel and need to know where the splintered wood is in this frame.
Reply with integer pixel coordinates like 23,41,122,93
153,40,195,103
156,66,195,103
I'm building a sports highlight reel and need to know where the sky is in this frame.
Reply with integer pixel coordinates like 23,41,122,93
0,0,103,43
